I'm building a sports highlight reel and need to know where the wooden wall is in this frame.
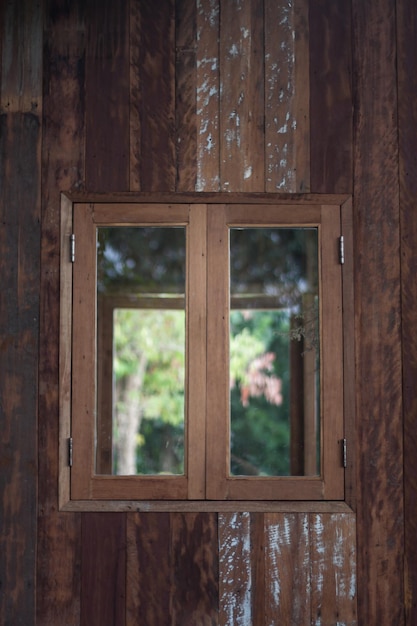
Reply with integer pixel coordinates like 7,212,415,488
0,0,415,623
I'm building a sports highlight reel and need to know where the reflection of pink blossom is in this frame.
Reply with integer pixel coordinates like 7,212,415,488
240,353,283,407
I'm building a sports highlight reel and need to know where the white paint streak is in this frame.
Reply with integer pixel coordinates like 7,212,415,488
220,513,252,626
244,166,252,180
229,43,239,58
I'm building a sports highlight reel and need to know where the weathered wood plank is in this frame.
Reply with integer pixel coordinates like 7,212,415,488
219,0,264,191
136,0,176,191
265,0,309,192
0,2,42,623
126,513,171,625
310,513,357,625
397,0,417,621
264,513,310,626
218,512,252,625
170,513,219,624
0,110,40,626
0,0,42,113
129,0,141,191
352,0,404,623
37,3,86,622
196,0,220,191
175,0,197,191
85,0,130,191
81,513,126,626
310,0,353,194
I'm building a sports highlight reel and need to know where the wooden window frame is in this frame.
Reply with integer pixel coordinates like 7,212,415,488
59,192,354,512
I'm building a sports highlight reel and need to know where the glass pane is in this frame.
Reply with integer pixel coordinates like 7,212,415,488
95,227,186,476
229,228,320,477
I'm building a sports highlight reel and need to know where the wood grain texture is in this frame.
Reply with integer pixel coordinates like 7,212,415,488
81,513,126,626
136,0,176,191
264,513,310,625
397,0,417,622
265,0,309,192
85,0,130,191
310,513,357,625
196,0,220,191
0,110,40,626
175,0,197,191
352,0,404,623
310,0,353,194
37,2,85,621
127,513,172,625
219,0,264,191
0,2,42,623
170,513,219,624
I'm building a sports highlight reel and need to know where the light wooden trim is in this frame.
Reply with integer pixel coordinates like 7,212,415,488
61,500,354,513
206,202,345,500
71,203,96,499
186,205,208,498
320,204,344,499
58,194,73,508
206,205,230,499
88,202,190,224
341,197,356,509
60,196,351,507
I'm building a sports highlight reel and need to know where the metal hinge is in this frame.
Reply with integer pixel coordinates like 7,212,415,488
342,438,347,468
339,236,345,265
70,233,75,263
68,437,73,467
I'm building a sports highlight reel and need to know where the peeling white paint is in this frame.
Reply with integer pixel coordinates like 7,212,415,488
244,166,252,180
229,43,239,58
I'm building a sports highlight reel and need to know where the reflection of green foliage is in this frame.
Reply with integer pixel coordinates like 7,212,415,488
230,310,292,476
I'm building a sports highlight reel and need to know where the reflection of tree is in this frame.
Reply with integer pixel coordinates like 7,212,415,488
112,309,185,475
97,225,318,477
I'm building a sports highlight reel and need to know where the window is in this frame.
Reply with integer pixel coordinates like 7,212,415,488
59,194,352,507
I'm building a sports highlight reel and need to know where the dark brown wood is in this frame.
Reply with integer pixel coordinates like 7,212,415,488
310,0,353,194
127,513,172,625
81,513,126,626
397,0,417,622
264,513,310,625
170,513,219,624
175,0,197,191
37,4,86,622
136,0,176,192
310,513,357,624
85,0,130,191
219,0,264,191
0,1,41,623
0,110,40,626
250,513,266,625
352,0,404,623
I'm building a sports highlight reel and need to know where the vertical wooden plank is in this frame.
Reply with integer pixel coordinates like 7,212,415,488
135,0,176,192
0,1,42,623
219,0,264,191
250,513,266,626
310,514,357,625
37,3,85,622
82,1,130,620
265,0,310,193
196,0,220,191
397,0,417,622
219,513,252,626
126,513,172,625
264,514,310,626
85,0,130,191
81,513,126,626
170,513,219,624
175,0,197,191
352,0,404,623
310,0,353,194
129,0,141,192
